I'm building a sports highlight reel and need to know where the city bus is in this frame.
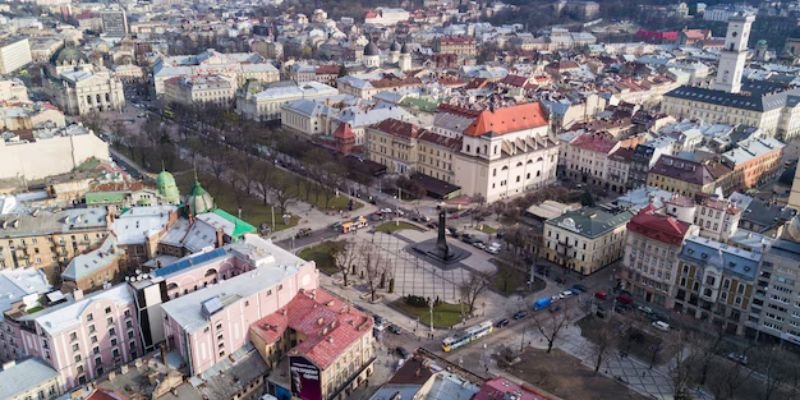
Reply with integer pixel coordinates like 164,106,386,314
441,320,494,352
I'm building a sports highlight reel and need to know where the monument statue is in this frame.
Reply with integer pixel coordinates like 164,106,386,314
435,208,450,259
411,207,469,267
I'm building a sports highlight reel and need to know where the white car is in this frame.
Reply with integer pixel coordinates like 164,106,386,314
380,208,393,214
652,321,670,331
558,290,575,299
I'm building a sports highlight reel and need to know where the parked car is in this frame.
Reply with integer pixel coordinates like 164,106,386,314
461,234,476,244
615,294,634,305
494,318,510,328
473,241,486,250
726,352,749,366
636,305,654,315
558,290,575,299
571,284,587,293
396,346,410,359
652,321,670,331
594,290,608,300
512,311,528,320
387,324,401,335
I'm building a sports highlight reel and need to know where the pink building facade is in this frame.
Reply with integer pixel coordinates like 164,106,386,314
160,236,320,375
17,285,142,390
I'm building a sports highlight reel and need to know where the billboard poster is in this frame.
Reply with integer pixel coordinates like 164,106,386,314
289,355,323,400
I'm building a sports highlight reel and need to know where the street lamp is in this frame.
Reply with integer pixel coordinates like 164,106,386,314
429,300,435,337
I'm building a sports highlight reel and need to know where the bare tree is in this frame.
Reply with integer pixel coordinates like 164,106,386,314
208,149,230,184
532,304,570,353
666,331,699,400
707,357,755,400
590,317,618,375
361,243,386,303
254,161,275,206
236,155,257,195
332,240,358,287
270,172,298,216
459,271,492,316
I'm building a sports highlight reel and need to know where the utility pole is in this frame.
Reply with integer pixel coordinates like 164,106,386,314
271,206,275,231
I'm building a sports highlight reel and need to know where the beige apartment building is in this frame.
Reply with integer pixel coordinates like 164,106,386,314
0,37,32,74
0,208,111,280
163,75,236,107
543,206,634,275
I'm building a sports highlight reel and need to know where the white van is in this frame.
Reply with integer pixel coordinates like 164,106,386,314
652,321,670,331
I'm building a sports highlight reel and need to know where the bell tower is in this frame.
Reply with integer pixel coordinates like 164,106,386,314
711,13,755,93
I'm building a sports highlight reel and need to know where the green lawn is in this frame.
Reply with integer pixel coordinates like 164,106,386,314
173,170,298,232
478,224,498,235
297,241,344,275
375,221,424,234
272,166,362,212
390,299,465,329
491,259,530,296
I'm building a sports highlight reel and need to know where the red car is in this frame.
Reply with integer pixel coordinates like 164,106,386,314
615,294,634,305
594,290,608,300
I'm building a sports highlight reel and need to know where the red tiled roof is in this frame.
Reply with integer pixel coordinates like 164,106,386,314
418,130,462,151
333,123,354,140
609,146,635,161
650,155,728,186
500,74,530,88
627,205,691,246
474,377,553,400
436,103,482,118
369,77,422,89
570,133,618,154
464,103,548,137
315,64,340,75
371,118,423,138
86,389,127,400
250,289,372,370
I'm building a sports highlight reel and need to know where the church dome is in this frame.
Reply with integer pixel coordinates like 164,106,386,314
51,46,89,66
390,41,401,52
187,179,214,215
156,169,180,205
363,41,381,57
400,42,411,54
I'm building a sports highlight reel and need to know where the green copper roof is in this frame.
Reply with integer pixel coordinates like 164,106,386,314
212,209,257,238
156,168,180,204
85,191,128,205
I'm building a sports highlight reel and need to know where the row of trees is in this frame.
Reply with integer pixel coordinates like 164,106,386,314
332,239,394,302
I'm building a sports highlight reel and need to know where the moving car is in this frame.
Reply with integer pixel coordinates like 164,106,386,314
512,311,528,320
396,346,410,359
486,242,502,254
295,228,313,238
494,318,510,328
387,324,401,335
594,290,608,300
726,352,749,366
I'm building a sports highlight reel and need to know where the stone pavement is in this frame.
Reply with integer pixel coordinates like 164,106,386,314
555,324,673,400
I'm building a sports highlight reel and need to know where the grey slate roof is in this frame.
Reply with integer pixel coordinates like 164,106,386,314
0,358,59,399
665,80,800,112
546,207,634,238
